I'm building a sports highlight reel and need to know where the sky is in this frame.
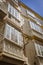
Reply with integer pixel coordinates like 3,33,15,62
21,0,43,17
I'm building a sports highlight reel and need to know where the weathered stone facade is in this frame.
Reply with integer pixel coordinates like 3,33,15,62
0,0,43,65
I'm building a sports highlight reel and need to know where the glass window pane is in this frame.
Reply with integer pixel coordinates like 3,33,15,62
5,24,23,46
11,27,15,41
8,3,11,13
30,21,43,34
5,24,11,39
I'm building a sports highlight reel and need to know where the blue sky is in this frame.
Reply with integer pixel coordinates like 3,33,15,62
21,0,43,17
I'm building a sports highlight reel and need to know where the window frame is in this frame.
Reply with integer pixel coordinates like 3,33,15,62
30,21,43,34
5,24,23,46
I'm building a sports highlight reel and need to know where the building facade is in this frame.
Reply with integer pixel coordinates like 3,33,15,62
0,0,43,65
21,2,43,65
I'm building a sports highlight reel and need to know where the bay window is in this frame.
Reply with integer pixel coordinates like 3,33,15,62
8,3,19,20
30,21,43,34
5,24,23,46
35,41,43,56
8,3,24,26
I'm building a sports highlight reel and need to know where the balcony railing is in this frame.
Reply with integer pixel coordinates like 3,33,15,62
3,38,24,60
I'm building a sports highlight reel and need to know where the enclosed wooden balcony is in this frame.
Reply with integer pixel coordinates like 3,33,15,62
0,32,25,65
0,22,26,65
